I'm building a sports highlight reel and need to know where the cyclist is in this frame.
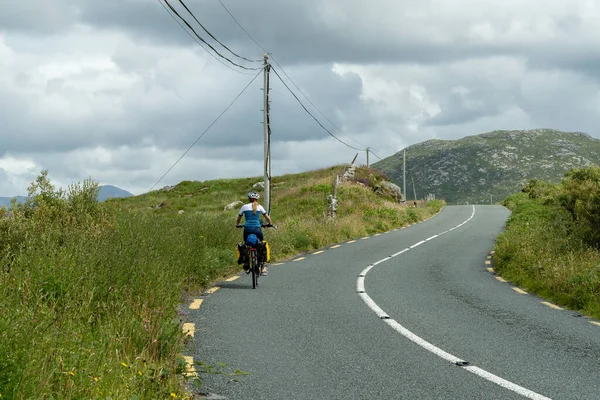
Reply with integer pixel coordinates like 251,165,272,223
236,191,273,275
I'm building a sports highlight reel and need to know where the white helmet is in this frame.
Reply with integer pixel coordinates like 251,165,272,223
247,191,260,200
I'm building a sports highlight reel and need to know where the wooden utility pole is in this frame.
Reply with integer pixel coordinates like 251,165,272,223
263,54,271,213
403,149,406,201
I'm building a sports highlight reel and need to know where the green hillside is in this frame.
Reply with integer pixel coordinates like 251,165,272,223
0,165,443,399
374,129,600,204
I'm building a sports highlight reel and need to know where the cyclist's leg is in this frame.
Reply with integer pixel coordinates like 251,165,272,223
241,229,251,271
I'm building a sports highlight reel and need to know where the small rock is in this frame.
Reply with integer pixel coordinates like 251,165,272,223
253,182,265,189
224,200,243,211
178,210,185,214
161,185,175,192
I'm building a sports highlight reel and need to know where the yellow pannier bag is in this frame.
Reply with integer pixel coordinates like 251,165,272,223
261,241,271,262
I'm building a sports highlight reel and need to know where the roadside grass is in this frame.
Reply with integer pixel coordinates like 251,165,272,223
0,165,444,398
495,169,600,320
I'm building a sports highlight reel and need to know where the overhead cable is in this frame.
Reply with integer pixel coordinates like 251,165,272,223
214,0,373,152
157,0,255,75
215,0,269,54
148,69,263,192
370,149,384,161
270,56,374,151
176,0,262,63
271,66,365,152
162,0,261,71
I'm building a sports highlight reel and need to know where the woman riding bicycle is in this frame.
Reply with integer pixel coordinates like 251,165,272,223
236,191,273,275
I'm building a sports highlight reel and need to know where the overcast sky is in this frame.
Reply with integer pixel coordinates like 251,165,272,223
1,0,599,196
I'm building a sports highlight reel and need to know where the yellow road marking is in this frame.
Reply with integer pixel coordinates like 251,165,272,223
313,250,325,254
487,267,495,273
485,260,491,265
361,237,370,240
273,263,284,266
487,255,492,259
590,321,600,327
348,240,356,243
189,299,203,309
512,287,528,295
490,251,495,255
374,233,381,237
293,257,305,262
182,323,195,337
225,276,240,282
183,356,197,377
331,245,341,249
541,301,563,310
206,287,219,294
495,276,507,283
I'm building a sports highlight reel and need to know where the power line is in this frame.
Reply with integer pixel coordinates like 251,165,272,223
270,56,374,151
176,0,261,63
215,0,269,54
214,0,373,152
157,0,255,75
370,149,383,161
162,0,261,71
148,69,262,192
271,66,365,152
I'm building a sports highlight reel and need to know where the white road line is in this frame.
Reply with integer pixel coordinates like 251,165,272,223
426,235,439,241
410,240,426,249
356,206,551,400
391,249,410,257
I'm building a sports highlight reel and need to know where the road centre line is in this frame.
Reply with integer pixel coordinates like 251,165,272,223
410,240,426,249
356,206,551,400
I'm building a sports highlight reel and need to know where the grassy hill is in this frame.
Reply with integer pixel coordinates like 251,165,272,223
0,165,443,399
373,129,600,204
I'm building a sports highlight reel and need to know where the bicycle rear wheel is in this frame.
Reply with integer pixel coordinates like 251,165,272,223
251,252,258,289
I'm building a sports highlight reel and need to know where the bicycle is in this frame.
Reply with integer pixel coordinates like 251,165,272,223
236,224,277,289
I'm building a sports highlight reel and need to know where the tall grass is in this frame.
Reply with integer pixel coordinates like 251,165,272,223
0,167,444,398
495,168,600,319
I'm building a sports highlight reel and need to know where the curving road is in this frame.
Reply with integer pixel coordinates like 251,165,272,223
189,206,600,399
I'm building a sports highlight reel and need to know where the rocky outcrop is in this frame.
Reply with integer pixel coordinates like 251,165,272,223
224,200,243,211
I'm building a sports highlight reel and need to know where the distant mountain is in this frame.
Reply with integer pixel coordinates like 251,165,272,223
373,129,600,204
98,185,133,201
0,186,132,209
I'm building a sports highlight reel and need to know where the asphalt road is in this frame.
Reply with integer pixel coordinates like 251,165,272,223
189,205,600,399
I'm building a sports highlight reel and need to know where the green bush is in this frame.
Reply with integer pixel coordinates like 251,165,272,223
496,167,600,320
